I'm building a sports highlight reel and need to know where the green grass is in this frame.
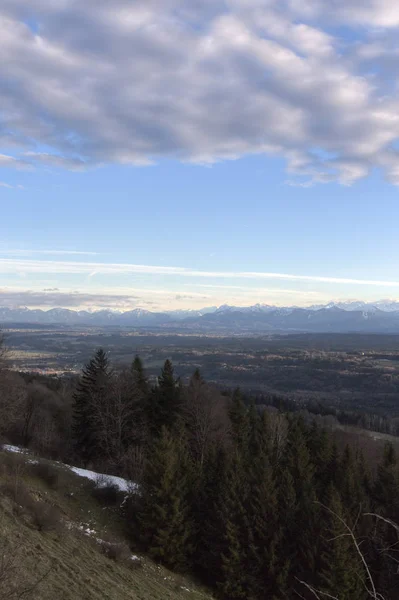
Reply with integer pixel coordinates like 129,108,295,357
0,451,214,600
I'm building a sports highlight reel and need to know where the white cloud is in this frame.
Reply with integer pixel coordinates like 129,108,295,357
0,249,98,256
1,1,399,183
1,257,399,288
0,181,26,190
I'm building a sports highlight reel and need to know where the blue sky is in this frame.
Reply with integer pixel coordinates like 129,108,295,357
2,0,399,311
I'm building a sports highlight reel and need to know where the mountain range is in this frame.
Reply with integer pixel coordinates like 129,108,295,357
3,300,399,333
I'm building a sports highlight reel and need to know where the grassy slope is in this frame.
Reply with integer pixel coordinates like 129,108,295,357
0,451,214,600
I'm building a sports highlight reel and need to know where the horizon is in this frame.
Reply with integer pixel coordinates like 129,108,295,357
3,298,399,314
3,1,399,310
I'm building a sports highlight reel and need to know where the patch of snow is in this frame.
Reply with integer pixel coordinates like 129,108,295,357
130,555,140,561
69,466,136,493
2,444,30,454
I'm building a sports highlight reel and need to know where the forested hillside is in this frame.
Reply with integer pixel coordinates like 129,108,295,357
1,340,399,599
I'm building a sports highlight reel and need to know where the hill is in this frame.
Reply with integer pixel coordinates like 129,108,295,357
0,447,213,600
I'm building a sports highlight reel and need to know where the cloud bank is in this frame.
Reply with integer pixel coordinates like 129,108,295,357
1,0,399,183
2,257,399,288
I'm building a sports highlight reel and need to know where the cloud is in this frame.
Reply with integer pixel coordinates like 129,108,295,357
1,257,399,288
0,1,398,183
0,288,138,309
287,0,399,28
0,249,98,256
0,181,26,190
0,286,211,311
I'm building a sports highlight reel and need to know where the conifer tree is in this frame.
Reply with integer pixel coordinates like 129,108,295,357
146,360,181,435
371,443,399,596
131,355,149,398
318,484,365,600
246,412,284,599
72,348,112,465
121,355,149,447
219,449,250,599
229,388,249,452
193,442,229,586
137,426,193,571
282,418,318,589
339,444,368,518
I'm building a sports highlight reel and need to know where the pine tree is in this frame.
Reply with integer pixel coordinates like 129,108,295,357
339,444,367,518
374,443,399,518
72,348,112,465
137,426,193,571
282,418,318,589
307,423,332,499
371,443,399,597
193,442,229,586
121,355,149,447
229,388,249,452
219,449,250,599
318,484,365,600
246,413,284,599
146,360,181,435
131,355,149,398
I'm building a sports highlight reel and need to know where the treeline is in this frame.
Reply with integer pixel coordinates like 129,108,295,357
252,391,399,437
69,350,399,599
2,347,399,598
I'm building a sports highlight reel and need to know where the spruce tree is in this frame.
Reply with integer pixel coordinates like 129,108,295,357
137,426,193,571
122,355,149,447
72,348,112,465
131,355,149,398
229,388,250,453
219,449,250,599
371,443,399,596
146,360,181,435
318,484,365,600
193,442,229,586
246,413,284,599
282,418,318,589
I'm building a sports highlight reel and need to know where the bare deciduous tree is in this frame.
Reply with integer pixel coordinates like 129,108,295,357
183,373,229,470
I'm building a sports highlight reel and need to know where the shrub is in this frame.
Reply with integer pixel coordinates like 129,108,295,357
128,556,143,571
30,462,59,489
100,541,131,562
92,483,120,506
31,501,61,532
1,479,33,513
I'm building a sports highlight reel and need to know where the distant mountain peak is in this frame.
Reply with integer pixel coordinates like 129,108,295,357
1,300,399,333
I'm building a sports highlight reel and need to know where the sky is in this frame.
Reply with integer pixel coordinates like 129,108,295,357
2,0,399,312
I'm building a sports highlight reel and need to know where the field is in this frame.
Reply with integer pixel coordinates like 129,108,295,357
4,326,399,417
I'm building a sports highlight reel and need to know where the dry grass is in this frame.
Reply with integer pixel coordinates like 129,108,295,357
0,450,213,600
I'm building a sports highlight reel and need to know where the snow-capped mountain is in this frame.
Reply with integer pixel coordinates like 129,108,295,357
2,301,399,333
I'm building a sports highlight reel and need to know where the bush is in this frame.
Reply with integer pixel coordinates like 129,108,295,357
1,479,33,513
30,462,59,489
31,501,61,532
92,483,120,506
100,541,131,562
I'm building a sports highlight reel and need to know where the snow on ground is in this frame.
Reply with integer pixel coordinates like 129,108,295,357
2,444,30,454
1,444,136,493
69,466,136,493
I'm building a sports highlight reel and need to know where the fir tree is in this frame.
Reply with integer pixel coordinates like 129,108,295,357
246,413,284,599
131,355,149,398
218,449,250,599
318,485,365,600
282,418,318,589
229,388,250,452
137,426,193,571
72,348,112,465
146,360,181,435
